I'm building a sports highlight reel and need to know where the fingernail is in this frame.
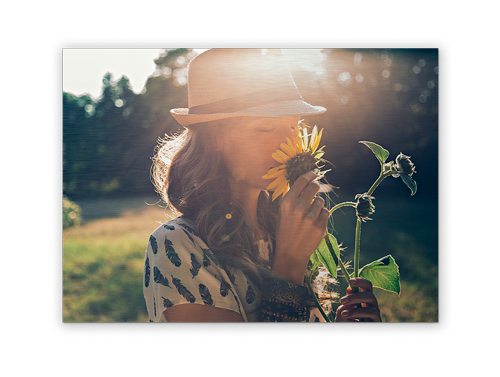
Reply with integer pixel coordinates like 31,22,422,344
349,278,357,285
341,310,349,317
340,296,349,304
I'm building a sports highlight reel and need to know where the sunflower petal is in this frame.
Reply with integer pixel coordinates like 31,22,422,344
266,175,286,190
262,165,286,178
286,137,296,153
312,128,323,152
280,142,296,158
272,150,290,164
310,126,317,150
263,168,286,180
272,180,289,201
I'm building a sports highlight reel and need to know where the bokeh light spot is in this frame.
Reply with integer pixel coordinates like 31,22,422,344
394,83,403,91
412,66,421,74
382,70,391,78
356,74,364,82
418,59,426,67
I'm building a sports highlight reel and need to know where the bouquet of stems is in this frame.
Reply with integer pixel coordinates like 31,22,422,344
263,122,417,322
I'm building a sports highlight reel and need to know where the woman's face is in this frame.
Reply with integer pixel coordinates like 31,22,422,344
221,116,299,192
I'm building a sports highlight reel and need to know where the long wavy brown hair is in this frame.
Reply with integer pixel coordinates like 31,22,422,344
151,117,281,287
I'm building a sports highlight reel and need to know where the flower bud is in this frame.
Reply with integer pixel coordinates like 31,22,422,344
395,153,416,177
355,193,375,222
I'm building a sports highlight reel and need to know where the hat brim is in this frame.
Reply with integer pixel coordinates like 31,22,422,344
171,100,326,127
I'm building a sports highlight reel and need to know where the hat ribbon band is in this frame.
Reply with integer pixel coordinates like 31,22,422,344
188,86,303,115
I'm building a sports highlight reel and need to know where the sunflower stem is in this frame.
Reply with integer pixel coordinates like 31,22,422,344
351,218,365,321
353,219,362,279
354,171,391,277
328,201,357,216
350,171,392,322
367,171,392,196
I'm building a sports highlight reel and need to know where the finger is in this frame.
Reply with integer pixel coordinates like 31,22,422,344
305,196,325,219
339,291,379,307
349,277,373,292
317,207,329,227
336,304,374,322
285,171,319,200
298,180,321,206
339,306,381,322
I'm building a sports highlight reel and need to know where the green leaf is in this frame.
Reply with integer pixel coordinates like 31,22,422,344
359,255,401,295
359,141,390,165
308,249,322,272
315,233,341,278
325,233,341,266
400,174,417,196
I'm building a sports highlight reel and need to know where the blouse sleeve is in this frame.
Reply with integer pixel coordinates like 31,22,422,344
143,218,243,322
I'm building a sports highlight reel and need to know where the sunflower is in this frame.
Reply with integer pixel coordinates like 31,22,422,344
262,122,327,201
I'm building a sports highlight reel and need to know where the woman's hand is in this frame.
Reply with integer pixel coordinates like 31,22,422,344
335,278,382,322
271,171,329,285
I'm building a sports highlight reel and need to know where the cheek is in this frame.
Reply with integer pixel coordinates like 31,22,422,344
223,138,264,182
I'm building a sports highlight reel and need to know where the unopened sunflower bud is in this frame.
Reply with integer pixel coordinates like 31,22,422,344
395,153,416,177
355,193,375,222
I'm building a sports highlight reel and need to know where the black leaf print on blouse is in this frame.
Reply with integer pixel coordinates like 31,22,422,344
154,266,172,288
201,250,211,267
182,229,195,244
153,266,172,289
178,222,198,236
144,254,151,288
201,248,223,268
149,235,158,254
220,278,230,297
190,253,201,278
198,284,214,306
154,294,156,317
162,296,174,308
165,237,181,267
171,275,196,303
163,224,175,231
245,280,255,304
226,269,237,286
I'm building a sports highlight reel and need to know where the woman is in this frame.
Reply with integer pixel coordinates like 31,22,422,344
143,49,381,322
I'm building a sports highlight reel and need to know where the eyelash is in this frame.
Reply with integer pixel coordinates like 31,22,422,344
257,128,275,133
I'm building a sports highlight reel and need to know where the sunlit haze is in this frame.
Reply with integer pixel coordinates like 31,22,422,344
63,49,326,100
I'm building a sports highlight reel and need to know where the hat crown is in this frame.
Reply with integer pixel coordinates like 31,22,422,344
187,49,301,110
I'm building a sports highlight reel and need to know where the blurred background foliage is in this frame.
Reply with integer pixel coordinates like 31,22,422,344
63,48,438,322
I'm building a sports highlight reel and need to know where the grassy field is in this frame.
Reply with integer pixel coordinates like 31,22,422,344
63,196,438,322
63,196,170,322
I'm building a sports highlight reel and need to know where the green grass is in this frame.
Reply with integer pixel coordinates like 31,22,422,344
63,197,171,322
63,196,438,322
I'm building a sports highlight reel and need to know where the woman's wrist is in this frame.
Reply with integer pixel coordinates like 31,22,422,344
271,247,309,285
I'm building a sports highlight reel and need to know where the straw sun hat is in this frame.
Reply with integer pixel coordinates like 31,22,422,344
170,49,326,127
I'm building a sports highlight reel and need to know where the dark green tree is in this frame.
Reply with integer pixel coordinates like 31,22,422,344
63,49,193,199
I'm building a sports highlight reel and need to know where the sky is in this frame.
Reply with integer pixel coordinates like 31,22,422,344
62,49,326,100
63,49,164,99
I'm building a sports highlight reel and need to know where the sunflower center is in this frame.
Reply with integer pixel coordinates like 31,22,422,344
285,153,319,187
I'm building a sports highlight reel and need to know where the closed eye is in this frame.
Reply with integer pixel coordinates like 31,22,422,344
257,128,275,133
